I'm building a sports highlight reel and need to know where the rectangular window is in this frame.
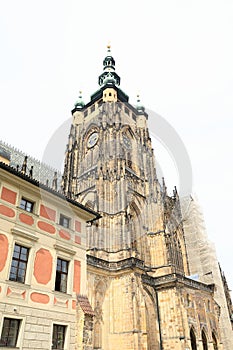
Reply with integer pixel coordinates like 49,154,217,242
59,214,70,229
0,318,20,347
55,258,68,293
52,324,66,350
9,244,29,283
19,197,34,212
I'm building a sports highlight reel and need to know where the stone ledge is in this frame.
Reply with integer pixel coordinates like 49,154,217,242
11,227,39,242
87,255,145,272
142,273,215,293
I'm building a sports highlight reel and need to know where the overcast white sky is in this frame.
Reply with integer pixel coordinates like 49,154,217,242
1,1,233,290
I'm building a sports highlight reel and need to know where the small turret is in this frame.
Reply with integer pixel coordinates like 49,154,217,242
162,177,167,196
98,45,121,87
74,91,85,110
135,94,145,113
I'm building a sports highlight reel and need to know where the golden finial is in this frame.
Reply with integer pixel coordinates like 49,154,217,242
107,43,111,53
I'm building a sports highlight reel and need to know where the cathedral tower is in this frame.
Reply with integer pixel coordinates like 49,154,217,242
63,47,225,350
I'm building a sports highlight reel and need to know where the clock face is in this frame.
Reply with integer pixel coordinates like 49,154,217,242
123,135,131,149
87,132,98,148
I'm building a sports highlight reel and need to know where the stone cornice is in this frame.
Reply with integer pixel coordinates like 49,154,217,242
142,273,215,293
87,255,146,272
87,255,214,293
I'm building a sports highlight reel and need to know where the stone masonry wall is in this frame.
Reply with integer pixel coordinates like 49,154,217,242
0,303,76,350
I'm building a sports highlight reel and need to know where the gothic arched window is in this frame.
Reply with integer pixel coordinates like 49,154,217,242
166,233,184,273
176,239,184,271
186,293,191,307
212,332,218,350
202,330,208,350
190,327,197,350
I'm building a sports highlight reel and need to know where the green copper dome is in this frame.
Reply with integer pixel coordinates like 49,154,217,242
98,45,120,87
74,91,85,109
135,95,145,113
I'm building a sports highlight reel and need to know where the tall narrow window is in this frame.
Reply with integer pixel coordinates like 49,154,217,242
176,240,184,270
212,332,218,350
190,327,197,350
19,198,34,213
55,258,68,293
166,233,184,273
52,324,66,350
9,244,29,283
186,294,191,307
0,318,20,347
202,330,208,350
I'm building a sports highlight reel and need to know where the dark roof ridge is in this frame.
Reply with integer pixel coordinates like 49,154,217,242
0,161,100,220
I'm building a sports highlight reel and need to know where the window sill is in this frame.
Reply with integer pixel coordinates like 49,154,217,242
17,206,39,217
53,290,72,297
6,280,30,289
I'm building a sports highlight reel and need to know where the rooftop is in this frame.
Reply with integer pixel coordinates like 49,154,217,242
0,156,100,221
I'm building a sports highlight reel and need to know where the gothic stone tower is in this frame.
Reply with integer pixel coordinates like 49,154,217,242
63,48,223,350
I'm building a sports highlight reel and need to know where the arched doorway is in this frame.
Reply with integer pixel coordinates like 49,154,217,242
212,332,218,350
190,327,197,350
202,330,208,350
